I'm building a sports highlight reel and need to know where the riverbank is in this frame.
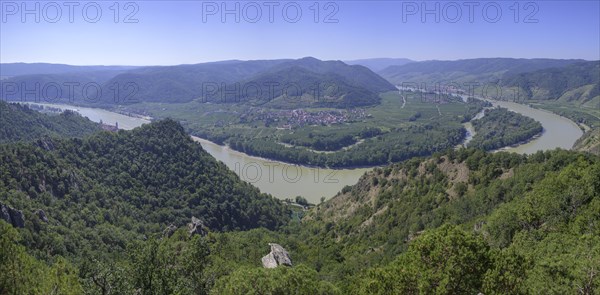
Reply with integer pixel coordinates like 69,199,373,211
493,131,544,153
16,98,584,201
400,87,584,154
190,134,371,202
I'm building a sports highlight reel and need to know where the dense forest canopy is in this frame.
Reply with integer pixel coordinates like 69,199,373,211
2,146,598,294
0,120,289,261
469,107,543,151
0,101,101,143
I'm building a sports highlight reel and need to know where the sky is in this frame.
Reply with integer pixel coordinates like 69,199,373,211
1,0,599,65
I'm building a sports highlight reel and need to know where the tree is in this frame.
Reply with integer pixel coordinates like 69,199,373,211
354,225,491,295
211,264,340,295
0,221,82,294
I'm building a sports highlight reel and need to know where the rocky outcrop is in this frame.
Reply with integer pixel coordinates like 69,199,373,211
163,224,177,238
36,209,49,223
187,216,208,237
261,243,292,268
0,202,25,228
36,137,55,151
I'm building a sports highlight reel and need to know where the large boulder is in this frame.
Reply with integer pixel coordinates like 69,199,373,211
187,216,208,237
0,202,25,228
261,243,292,268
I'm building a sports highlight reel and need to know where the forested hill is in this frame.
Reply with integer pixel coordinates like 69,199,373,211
2,146,599,293
290,148,599,294
0,101,101,143
0,58,395,108
379,58,585,85
345,58,414,72
228,57,396,108
500,60,600,104
0,119,289,258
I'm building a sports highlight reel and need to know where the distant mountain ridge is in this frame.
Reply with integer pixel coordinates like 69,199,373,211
345,58,414,72
500,60,600,104
0,57,395,108
0,63,139,77
98,59,290,103
218,57,396,107
379,58,587,85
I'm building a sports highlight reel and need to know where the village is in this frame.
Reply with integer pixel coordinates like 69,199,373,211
239,107,370,129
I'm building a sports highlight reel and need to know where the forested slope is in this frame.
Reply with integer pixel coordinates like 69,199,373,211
1,114,597,293
204,149,600,294
1,148,598,294
0,101,101,143
0,119,289,260
469,107,543,151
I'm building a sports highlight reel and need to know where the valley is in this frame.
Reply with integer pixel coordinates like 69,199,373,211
1,57,598,295
16,80,587,204
2,1,600,293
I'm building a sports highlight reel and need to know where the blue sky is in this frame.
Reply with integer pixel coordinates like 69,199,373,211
1,0,599,65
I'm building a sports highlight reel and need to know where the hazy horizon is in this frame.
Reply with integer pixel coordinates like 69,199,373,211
2,56,598,68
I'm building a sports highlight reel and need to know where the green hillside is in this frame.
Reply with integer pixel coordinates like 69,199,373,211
2,146,598,294
221,58,395,108
379,59,600,158
209,149,599,294
500,61,600,156
0,119,289,255
574,127,600,155
500,61,600,104
98,60,290,104
379,58,584,85
345,58,414,72
0,101,101,143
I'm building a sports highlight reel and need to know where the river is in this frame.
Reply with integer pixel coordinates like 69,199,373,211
488,100,582,154
398,87,584,154
190,136,370,203
454,97,582,153
21,102,369,204
21,99,582,203
460,108,487,148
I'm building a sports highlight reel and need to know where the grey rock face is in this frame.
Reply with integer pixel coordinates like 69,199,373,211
36,209,49,223
0,202,25,228
36,138,55,151
10,209,25,228
163,224,177,238
188,216,208,237
262,253,278,268
261,243,292,268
